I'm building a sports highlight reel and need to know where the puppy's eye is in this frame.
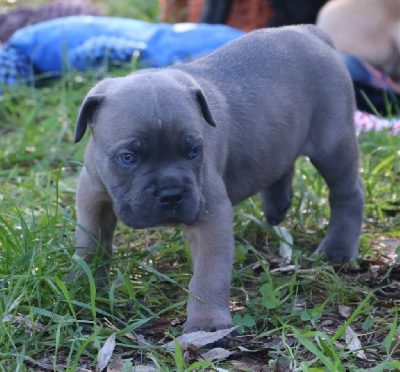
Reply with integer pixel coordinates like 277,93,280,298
118,152,135,165
188,147,201,159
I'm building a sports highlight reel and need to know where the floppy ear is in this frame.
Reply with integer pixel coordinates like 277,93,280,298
74,94,105,143
191,88,216,127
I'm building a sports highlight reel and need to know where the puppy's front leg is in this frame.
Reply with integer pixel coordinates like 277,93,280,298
75,167,117,285
183,198,234,332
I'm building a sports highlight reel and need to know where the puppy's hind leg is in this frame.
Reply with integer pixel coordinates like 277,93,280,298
309,132,364,263
260,166,294,226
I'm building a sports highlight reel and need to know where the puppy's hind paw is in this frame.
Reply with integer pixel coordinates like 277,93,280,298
315,243,357,264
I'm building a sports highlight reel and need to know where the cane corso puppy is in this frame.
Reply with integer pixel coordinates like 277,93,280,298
73,25,364,332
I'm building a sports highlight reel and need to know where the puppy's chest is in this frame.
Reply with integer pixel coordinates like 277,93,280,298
223,156,268,205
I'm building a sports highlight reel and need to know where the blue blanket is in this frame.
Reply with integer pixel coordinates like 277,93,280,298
0,16,244,89
0,16,398,114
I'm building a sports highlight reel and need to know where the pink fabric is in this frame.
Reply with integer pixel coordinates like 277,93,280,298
355,111,400,135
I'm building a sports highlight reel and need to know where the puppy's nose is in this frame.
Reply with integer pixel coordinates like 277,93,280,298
157,187,184,209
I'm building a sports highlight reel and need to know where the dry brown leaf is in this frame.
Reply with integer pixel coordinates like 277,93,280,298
106,354,125,372
165,326,237,349
345,326,367,360
180,342,204,364
2,314,45,331
319,319,334,327
96,332,116,371
338,305,353,319
202,347,233,361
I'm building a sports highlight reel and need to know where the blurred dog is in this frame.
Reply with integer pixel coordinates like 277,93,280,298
317,0,400,83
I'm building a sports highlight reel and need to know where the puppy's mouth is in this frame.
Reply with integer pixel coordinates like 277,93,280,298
115,199,204,229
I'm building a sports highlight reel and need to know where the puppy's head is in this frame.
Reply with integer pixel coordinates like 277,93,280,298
74,70,216,228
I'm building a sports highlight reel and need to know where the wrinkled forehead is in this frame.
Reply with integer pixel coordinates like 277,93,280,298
92,74,203,144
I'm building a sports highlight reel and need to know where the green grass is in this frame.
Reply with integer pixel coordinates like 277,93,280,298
1,0,400,370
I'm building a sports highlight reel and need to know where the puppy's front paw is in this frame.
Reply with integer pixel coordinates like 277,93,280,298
182,311,232,333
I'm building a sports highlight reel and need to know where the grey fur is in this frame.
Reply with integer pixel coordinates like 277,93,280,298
74,25,364,332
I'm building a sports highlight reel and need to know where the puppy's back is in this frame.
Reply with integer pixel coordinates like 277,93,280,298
175,24,350,116
178,25,338,87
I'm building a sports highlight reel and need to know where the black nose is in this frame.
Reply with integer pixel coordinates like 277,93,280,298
157,187,184,209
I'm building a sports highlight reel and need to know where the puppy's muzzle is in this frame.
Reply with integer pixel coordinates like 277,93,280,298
156,186,184,209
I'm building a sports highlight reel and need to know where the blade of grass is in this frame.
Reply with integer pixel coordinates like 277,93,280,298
69,325,101,372
73,254,97,323
54,276,79,328
331,291,375,342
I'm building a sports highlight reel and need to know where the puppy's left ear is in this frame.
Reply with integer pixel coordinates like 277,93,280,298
192,88,216,127
74,94,105,143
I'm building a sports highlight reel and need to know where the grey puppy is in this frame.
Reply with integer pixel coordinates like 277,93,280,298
74,25,364,333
